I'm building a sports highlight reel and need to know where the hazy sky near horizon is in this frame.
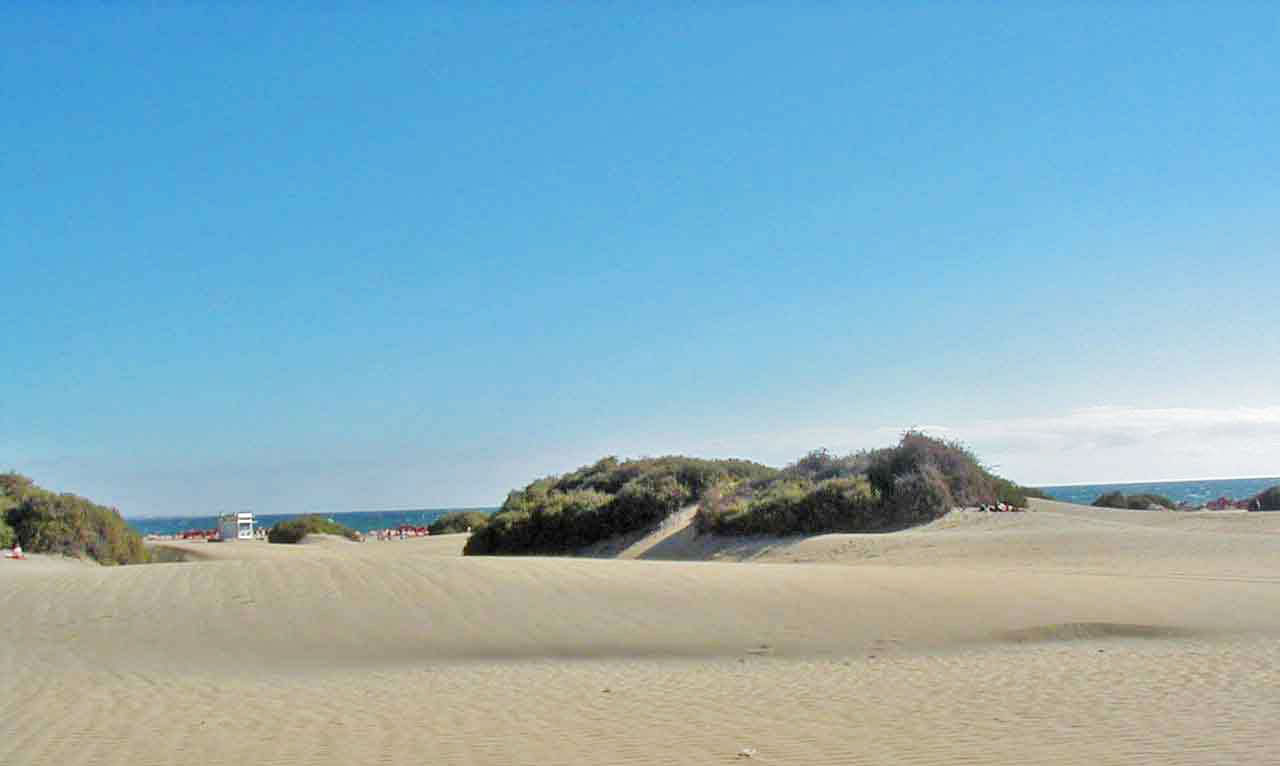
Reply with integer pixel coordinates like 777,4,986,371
4,5,1278,517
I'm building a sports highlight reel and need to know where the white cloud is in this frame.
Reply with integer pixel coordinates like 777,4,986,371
19,405,1280,517
670,405,1280,486
898,406,1280,484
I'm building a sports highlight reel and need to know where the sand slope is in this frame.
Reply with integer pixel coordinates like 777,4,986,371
709,498,1280,575
2,502,1278,765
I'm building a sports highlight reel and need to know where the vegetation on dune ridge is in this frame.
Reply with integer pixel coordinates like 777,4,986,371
0,483,16,549
267,515,361,544
463,456,777,555
428,510,491,535
1091,485,1280,511
466,434,1043,555
0,516,14,550
999,477,1051,503
1,472,148,564
1252,486,1280,511
1091,491,1178,510
697,432,1045,536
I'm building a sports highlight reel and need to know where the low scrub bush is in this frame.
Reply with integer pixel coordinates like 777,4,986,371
697,477,881,536
2,472,148,564
698,432,1041,537
469,435,1042,552
868,433,988,508
780,449,874,482
267,515,361,544
428,510,492,535
1091,491,1127,509
1253,485,1280,511
993,477,1049,506
1092,491,1176,510
1136,494,1177,509
464,456,775,555
890,466,955,526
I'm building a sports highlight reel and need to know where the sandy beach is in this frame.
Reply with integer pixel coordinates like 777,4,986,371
3,499,1279,765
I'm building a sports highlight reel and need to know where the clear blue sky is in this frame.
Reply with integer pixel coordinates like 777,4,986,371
3,4,1278,517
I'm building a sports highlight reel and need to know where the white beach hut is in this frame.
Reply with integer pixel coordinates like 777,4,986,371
218,511,256,541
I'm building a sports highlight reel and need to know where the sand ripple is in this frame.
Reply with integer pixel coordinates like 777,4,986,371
3,502,1279,765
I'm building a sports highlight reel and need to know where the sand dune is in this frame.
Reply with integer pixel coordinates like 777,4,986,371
2,501,1279,765
710,498,1280,576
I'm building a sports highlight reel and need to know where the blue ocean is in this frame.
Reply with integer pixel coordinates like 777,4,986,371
1038,477,1280,508
127,507,498,537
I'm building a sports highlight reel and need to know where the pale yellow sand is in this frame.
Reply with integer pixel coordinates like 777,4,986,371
3,501,1279,765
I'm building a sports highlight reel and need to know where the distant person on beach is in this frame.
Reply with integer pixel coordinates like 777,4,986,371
5,544,23,559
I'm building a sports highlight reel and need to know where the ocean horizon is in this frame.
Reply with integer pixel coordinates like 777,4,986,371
127,507,500,537
126,475,1280,536
1038,476,1280,508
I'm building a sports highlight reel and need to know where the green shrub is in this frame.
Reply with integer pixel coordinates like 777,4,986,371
2,472,147,565
464,456,776,555
1252,486,1280,511
697,476,881,536
0,472,35,503
868,433,992,508
779,449,873,482
699,432,1039,537
1092,491,1175,510
890,466,954,525
267,515,361,544
993,477,1048,506
1092,491,1127,509
427,510,492,535
0,517,14,549
1129,493,1176,510
470,436,1041,551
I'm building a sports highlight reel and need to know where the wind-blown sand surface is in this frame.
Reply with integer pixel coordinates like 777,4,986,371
3,500,1279,765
